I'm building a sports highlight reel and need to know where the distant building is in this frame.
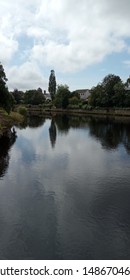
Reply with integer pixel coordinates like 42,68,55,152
75,89,90,100
125,76,130,91
125,83,130,91
43,90,51,101
125,85,130,91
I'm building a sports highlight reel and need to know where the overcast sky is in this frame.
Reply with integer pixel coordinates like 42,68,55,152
0,0,130,92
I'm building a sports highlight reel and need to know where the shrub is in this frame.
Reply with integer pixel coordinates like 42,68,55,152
18,106,28,117
10,112,24,123
82,104,88,110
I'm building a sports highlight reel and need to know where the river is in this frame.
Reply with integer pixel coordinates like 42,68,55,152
0,115,130,259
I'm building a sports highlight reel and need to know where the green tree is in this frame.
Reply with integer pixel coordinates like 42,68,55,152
12,89,24,104
0,62,14,112
24,89,45,105
69,96,79,105
89,85,105,107
54,84,70,109
48,70,56,101
89,74,123,108
70,90,80,99
124,92,130,107
113,81,125,107
102,74,121,106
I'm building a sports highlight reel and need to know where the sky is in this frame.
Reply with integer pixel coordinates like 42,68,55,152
0,0,130,92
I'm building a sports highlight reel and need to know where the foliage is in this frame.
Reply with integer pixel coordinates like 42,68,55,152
102,74,121,106
0,63,14,113
54,84,70,109
67,104,80,109
48,70,56,101
10,111,24,123
124,92,130,107
69,96,79,105
113,81,125,107
89,74,127,108
89,85,105,107
82,104,88,110
18,106,28,117
12,89,24,104
24,89,45,105
70,91,80,99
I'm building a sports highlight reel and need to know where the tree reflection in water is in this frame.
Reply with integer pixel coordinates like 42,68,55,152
55,115,70,134
88,117,130,153
0,133,17,178
49,115,130,154
27,116,45,128
49,120,57,148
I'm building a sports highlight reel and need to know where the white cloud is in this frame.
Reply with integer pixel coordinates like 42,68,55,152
123,60,130,67
0,33,18,63
6,62,48,91
0,0,130,89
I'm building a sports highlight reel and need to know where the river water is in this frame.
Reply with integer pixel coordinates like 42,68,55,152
0,115,130,260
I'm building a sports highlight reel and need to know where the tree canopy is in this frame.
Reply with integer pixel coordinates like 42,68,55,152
0,62,14,112
48,70,56,101
89,74,130,108
24,89,45,105
54,84,70,109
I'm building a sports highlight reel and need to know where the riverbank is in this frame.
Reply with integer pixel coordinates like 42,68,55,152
0,108,24,137
24,105,130,118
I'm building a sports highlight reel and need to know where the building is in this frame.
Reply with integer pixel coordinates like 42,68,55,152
125,85,130,91
43,90,51,101
75,89,90,100
125,76,130,91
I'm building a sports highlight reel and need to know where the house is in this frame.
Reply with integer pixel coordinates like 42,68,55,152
125,76,130,91
125,83,130,91
125,85,130,91
75,89,90,100
43,90,51,101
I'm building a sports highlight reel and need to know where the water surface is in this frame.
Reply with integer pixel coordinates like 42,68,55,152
0,115,130,259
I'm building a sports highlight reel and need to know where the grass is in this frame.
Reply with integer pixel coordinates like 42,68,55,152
0,108,24,136
10,111,24,123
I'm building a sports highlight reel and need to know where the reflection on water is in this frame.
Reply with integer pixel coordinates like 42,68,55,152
27,116,46,128
0,115,130,259
0,133,17,178
88,117,130,152
49,120,57,148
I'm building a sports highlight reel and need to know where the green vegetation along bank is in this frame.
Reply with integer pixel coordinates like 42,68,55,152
0,108,24,137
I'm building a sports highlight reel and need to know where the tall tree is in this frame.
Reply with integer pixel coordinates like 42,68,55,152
102,74,121,106
0,63,7,85
0,62,13,112
48,70,56,101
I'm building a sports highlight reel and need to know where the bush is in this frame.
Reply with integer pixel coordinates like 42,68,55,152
82,104,88,110
69,96,79,105
67,104,80,109
18,106,28,117
10,112,24,123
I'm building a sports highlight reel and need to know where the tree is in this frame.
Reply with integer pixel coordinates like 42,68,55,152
113,81,125,107
0,63,7,85
24,89,45,105
54,84,70,109
89,74,123,108
89,85,105,107
101,74,121,106
0,62,14,112
12,89,24,104
48,70,56,101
